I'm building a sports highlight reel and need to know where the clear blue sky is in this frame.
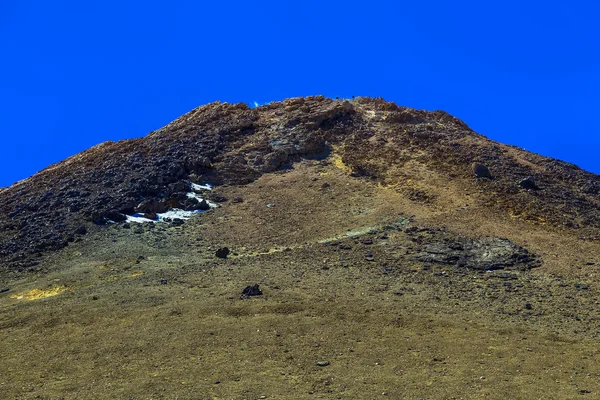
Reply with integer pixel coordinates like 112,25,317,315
1,1,599,187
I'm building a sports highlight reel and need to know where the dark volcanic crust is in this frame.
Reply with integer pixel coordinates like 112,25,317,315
0,96,599,272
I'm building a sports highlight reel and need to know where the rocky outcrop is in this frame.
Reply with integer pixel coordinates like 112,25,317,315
414,236,539,271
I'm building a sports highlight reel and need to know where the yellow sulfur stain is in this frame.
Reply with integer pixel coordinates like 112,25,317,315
11,285,68,301
331,153,352,174
130,271,145,278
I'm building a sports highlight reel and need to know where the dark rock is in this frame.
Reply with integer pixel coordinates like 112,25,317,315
519,176,539,190
169,181,190,193
161,279,168,285
525,302,533,310
211,195,227,203
241,284,262,298
143,212,157,220
365,252,375,262
575,283,589,290
582,180,599,195
185,156,212,173
414,236,538,271
232,197,244,203
136,198,169,214
215,247,230,258
105,209,126,222
472,163,492,179
74,225,87,235
0,287,9,293
171,218,185,226
197,199,211,211
122,223,131,229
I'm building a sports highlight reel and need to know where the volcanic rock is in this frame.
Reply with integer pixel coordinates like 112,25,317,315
241,284,262,298
215,247,230,259
472,163,493,179
519,176,539,190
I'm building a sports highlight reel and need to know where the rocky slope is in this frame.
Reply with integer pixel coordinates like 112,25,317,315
2,97,600,399
1,96,598,275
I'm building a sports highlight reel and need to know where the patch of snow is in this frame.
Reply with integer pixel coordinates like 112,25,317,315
157,209,200,220
122,183,217,224
191,183,212,191
125,209,203,223
126,213,156,223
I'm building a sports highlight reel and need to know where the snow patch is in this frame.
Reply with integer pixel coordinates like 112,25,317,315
123,182,217,224
191,183,212,191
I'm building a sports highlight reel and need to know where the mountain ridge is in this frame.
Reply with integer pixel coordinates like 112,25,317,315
1,96,598,276
2,96,600,399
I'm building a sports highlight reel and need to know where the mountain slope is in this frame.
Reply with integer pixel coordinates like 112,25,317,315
1,96,600,399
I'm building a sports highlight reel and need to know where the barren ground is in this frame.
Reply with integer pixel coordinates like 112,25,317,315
2,158,600,399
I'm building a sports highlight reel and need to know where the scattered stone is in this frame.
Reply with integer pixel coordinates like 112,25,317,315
232,197,244,203
315,361,330,367
525,302,533,310
105,209,127,222
519,176,539,190
171,218,185,226
215,247,230,258
361,239,373,245
472,163,492,179
582,180,599,195
267,203,276,208
241,284,262,298
365,252,375,262
122,223,131,229
0,287,10,294
74,225,87,235
575,283,589,290
413,236,538,271
160,279,168,285
211,195,227,203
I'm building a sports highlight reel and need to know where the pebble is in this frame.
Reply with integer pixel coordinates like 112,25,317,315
316,361,330,367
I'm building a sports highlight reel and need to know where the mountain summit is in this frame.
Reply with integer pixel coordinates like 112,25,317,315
1,97,600,398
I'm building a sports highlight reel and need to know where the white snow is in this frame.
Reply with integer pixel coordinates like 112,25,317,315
126,213,155,223
121,182,217,224
191,183,212,191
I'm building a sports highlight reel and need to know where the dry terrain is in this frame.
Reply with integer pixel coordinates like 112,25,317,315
1,97,600,399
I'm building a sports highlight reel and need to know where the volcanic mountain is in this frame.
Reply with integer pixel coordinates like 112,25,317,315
1,96,599,399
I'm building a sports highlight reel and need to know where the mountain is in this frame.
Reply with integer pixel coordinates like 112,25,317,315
1,96,599,399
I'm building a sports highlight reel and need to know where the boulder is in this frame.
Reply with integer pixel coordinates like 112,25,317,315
135,198,168,214
241,284,262,298
215,247,230,258
519,176,539,190
104,209,126,222
472,163,492,178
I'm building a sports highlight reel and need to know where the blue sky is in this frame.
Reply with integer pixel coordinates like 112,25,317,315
1,1,598,187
